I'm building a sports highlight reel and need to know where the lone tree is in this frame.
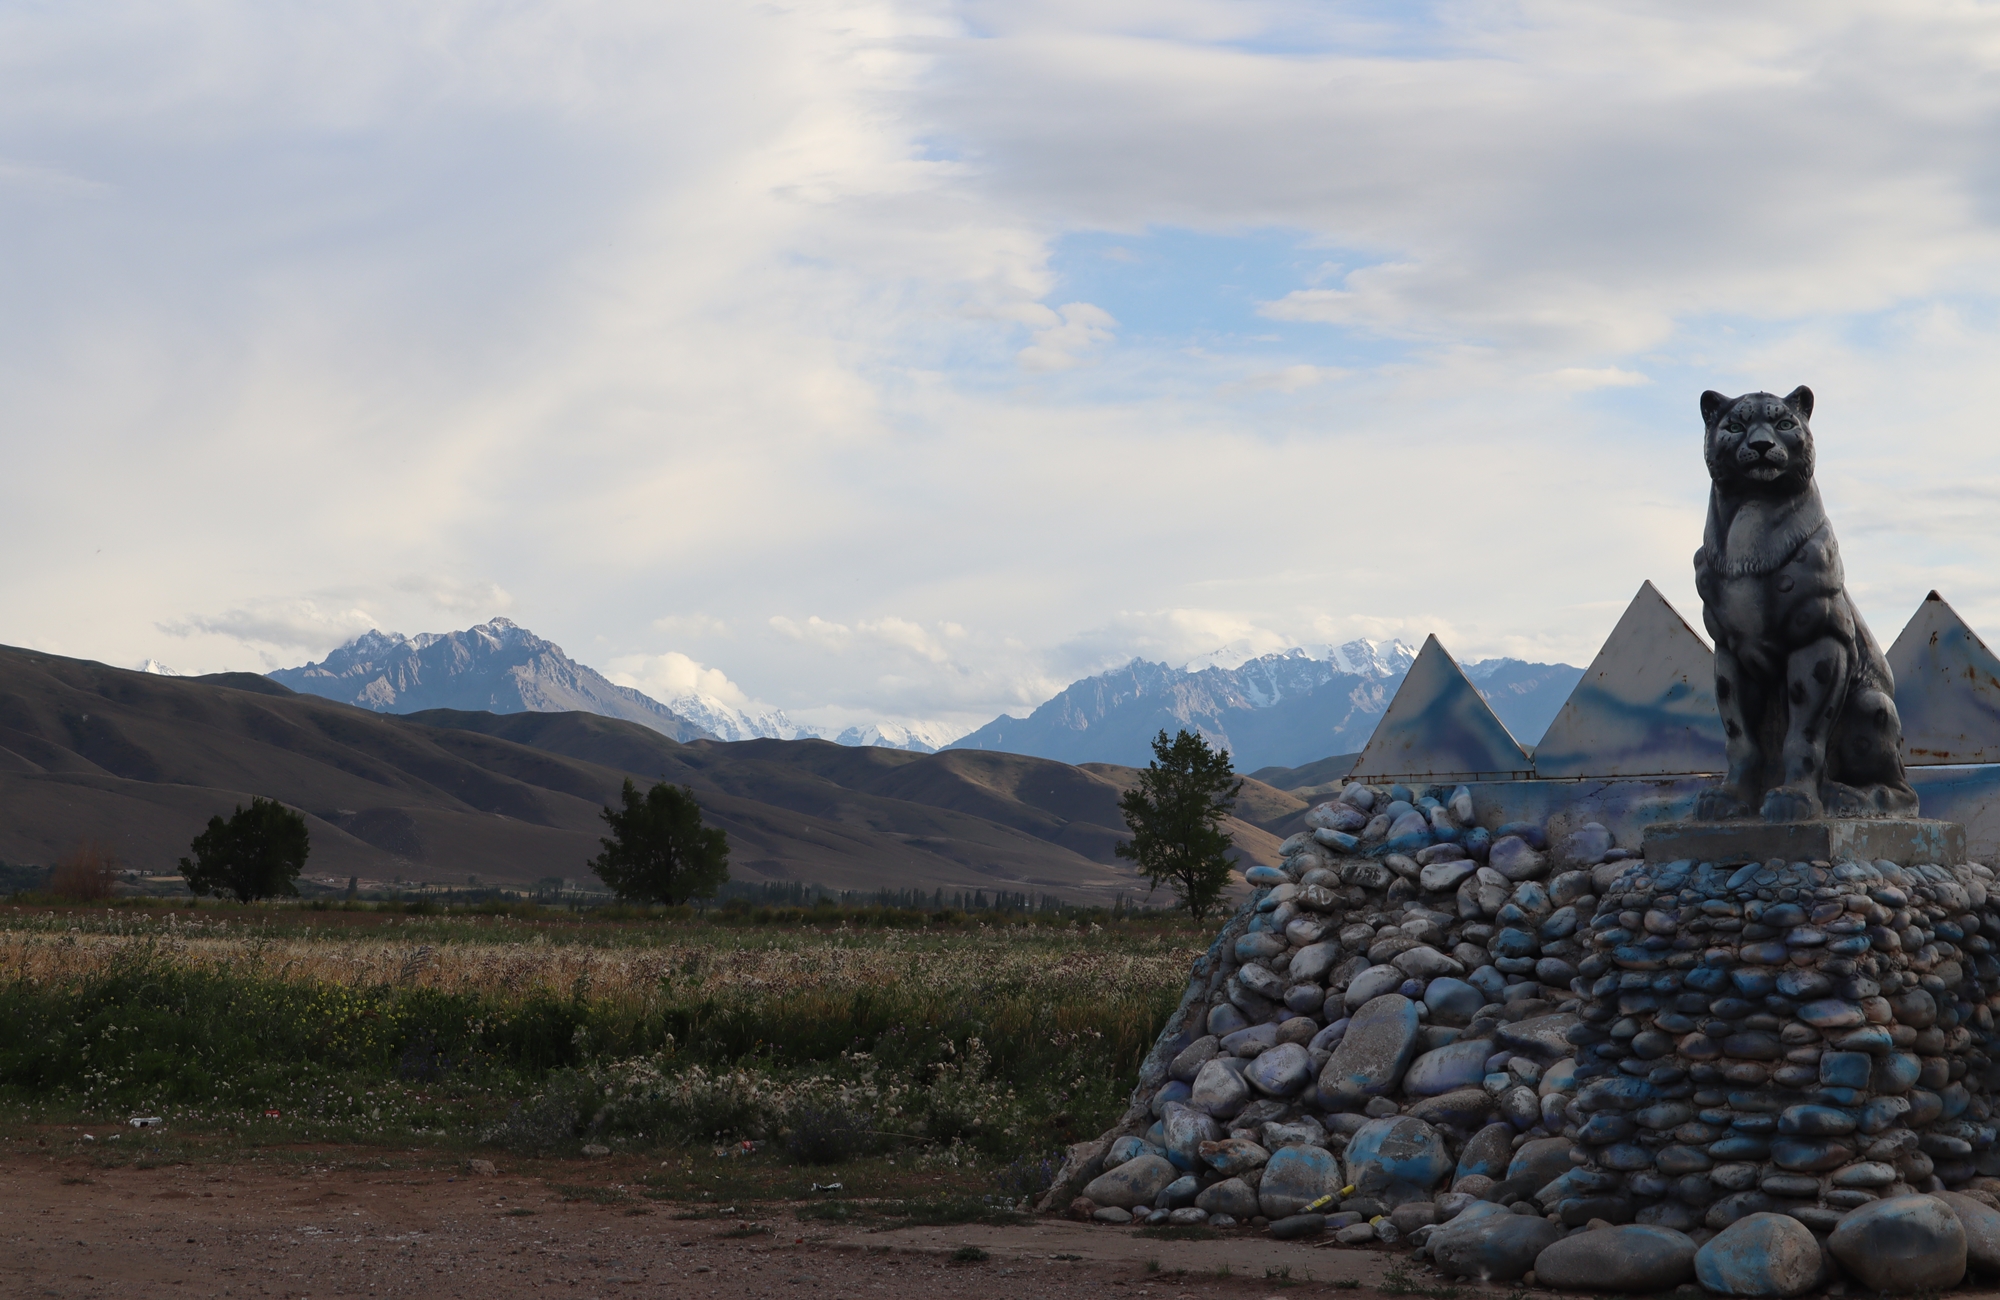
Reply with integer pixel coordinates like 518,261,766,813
1115,728,1242,919
180,796,311,902
589,779,730,905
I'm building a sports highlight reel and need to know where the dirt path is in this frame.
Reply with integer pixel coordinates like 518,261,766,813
0,1153,1409,1299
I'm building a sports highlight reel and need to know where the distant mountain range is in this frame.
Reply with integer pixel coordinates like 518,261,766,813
269,620,716,742
256,622,1578,771
0,645,1315,901
946,639,1583,771
267,621,953,754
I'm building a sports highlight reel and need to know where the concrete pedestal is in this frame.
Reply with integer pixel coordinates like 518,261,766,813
1640,816,1964,866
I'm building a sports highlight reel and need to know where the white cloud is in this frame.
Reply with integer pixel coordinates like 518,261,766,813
1547,367,1652,391
606,651,753,708
160,599,385,654
11,1,2000,733
392,575,514,616
1017,302,1117,370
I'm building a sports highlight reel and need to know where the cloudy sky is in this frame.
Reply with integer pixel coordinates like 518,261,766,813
7,1,2000,739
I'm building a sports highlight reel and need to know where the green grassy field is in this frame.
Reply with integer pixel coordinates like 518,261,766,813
0,897,1205,1199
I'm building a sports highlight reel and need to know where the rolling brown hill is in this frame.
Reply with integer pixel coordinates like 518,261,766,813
0,647,1297,904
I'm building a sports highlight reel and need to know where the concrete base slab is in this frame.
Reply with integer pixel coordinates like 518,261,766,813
1641,816,1965,866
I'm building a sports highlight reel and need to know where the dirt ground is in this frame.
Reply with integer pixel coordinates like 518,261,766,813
0,1149,1409,1300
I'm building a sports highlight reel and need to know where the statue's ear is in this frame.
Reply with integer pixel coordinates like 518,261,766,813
1785,385,1814,419
1700,390,1731,425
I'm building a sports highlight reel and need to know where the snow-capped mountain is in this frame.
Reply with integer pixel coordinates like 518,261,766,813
1182,638,1416,677
269,620,714,742
665,692,817,743
832,721,961,754
271,621,962,754
949,639,1578,772
137,659,182,676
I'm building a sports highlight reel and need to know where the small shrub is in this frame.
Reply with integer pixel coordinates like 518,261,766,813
49,842,117,902
995,1150,1061,1200
397,1029,452,1083
782,1104,870,1165
949,1246,988,1264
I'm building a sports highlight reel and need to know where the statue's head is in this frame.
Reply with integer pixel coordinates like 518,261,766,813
1701,386,1815,495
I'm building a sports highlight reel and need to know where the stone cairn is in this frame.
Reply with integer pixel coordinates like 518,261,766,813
1049,781,2000,1293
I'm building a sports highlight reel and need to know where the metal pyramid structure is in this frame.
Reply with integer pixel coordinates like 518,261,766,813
1350,635,1532,780
1886,591,2000,765
1533,581,1728,778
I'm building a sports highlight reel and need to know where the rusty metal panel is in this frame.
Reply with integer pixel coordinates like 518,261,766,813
1350,634,1532,781
1532,581,1727,778
1886,590,2000,765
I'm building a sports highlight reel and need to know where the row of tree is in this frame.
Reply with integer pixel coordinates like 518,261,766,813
167,728,1244,917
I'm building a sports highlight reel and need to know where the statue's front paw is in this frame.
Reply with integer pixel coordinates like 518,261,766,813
1695,787,1753,821
1761,786,1823,824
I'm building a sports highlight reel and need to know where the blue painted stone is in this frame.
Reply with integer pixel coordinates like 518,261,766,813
1207,1002,1250,1036
1495,821,1547,850
1319,993,1421,1100
1405,1038,1496,1097
1826,1195,1968,1292
1157,1174,1200,1209
1579,1114,1635,1144
1455,1122,1515,1182
1245,1043,1313,1097
1819,1051,1872,1089
1613,946,1664,970
1778,1105,1856,1136
1236,932,1288,961
1342,1116,1451,1204
1373,830,1433,857
1508,1138,1580,1190
1636,1102,1695,1130
1259,1144,1342,1218
1534,1223,1698,1292
1770,1137,1854,1172
1082,1153,1178,1209
1873,1052,1922,1094
1461,827,1492,862
1425,977,1485,1025
1739,941,1789,965
1222,1022,1279,1054
1658,1145,1713,1175
1798,999,1865,1029
1197,1136,1271,1176
1161,1103,1222,1172
1150,1080,1191,1116
1833,1025,1893,1053
1577,1076,1654,1111
1682,967,1729,995
1601,1143,1656,1170
1189,1058,1251,1117
1244,865,1289,886
1730,969,1778,998
1107,1134,1151,1167
1344,964,1405,1008
1429,1213,1563,1281
1695,1211,1827,1297
1493,928,1538,959
1708,1136,1771,1161
1221,1023,1279,1056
